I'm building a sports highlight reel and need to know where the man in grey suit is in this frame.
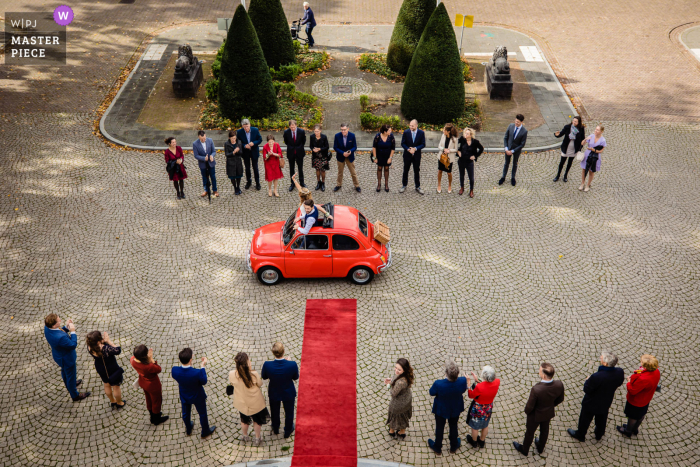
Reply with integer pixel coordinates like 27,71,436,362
499,114,528,186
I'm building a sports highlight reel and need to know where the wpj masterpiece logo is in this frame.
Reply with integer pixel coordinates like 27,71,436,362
4,9,71,65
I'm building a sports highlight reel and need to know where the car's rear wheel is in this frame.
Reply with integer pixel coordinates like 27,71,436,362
257,266,283,285
349,266,374,285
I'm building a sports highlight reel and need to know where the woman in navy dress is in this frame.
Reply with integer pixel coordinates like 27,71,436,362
372,124,395,192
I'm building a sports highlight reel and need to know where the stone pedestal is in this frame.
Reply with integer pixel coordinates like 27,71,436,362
172,60,203,98
485,63,513,100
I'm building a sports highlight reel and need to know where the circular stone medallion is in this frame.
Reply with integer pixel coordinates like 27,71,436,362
312,77,372,101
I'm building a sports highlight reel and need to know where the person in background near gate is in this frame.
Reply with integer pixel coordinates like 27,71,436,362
283,120,307,191
263,135,284,198
437,123,459,194
465,365,500,449
400,119,425,194
309,124,330,191
372,124,395,192
567,351,623,442
171,348,216,438
164,137,187,199
385,358,414,440
192,130,218,198
457,127,484,198
617,354,660,438
513,362,564,456
43,313,90,402
86,330,126,409
333,123,361,193
553,116,585,183
230,352,270,446
500,114,528,186
579,125,606,192
131,345,169,426
237,119,263,191
261,342,299,439
428,361,467,455
225,130,244,195
301,2,316,47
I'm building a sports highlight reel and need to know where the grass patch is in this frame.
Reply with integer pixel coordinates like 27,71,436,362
357,53,405,82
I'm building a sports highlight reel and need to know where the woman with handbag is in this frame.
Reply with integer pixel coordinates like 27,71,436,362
130,345,169,425
225,130,244,195
437,124,459,193
457,127,484,197
86,330,126,409
384,358,414,440
229,352,269,446
465,366,500,449
372,124,395,192
164,137,187,199
579,125,606,192
309,124,330,192
553,116,585,183
262,135,284,197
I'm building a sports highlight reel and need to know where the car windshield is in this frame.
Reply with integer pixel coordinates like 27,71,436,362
282,211,297,245
358,212,368,236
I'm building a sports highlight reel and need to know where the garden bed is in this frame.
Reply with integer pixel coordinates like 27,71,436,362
359,95,481,132
357,53,472,83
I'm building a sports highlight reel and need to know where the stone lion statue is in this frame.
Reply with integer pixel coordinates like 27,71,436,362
490,46,510,75
175,44,194,72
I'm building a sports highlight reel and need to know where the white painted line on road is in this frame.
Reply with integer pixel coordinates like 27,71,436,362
692,49,700,61
143,44,167,61
520,46,543,62
464,52,516,56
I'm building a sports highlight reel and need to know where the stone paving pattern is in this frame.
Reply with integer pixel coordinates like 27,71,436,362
2,1,700,467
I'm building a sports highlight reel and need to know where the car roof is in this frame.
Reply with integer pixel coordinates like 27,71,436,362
303,204,364,236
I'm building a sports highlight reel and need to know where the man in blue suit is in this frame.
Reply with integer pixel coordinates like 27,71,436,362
171,348,216,438
192,130,218,198
428,361,467,455
301,2,316,47
43,313,90,401
332,123,361,193
261,342,299,438
400,119,426,194
237,119,263,190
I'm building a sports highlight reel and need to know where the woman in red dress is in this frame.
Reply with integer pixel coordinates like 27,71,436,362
262,135,284,197
164,137,188,199
130,345,169,425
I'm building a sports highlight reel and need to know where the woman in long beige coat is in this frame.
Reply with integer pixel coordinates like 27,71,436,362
437,123,459,193
229,352,269,446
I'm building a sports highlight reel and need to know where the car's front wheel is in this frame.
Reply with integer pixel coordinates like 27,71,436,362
349,266,374,285
257,266,283,285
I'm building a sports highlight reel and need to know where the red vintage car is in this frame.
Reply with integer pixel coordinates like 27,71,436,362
246,204,391,285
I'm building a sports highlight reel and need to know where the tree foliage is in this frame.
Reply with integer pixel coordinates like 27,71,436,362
386,0,435,75
248,0,296,69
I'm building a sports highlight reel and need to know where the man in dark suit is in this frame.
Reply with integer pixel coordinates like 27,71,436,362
400,119,426,194
43,313,90,401
261,342,299,438
171,348,216,438
236,119,263,190
567,352,624,441
332,123,361,192
500,113,528,186
428,361,467,455
301,2,316,47
283,119,307,191
513,362,565,456
192,130,218,197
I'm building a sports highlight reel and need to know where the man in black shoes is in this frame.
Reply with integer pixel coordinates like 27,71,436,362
500,114,528,186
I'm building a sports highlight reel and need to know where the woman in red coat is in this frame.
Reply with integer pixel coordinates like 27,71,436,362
164,137,188,199
262,135,284,197
130,345,169,425
617,354,660,437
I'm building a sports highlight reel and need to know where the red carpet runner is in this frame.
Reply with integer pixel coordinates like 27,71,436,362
292,299,357,467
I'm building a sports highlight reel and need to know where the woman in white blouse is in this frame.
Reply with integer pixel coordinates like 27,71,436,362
437,123,459,193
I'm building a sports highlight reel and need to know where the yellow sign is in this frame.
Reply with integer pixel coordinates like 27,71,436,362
455,14,474,28
455,14,463,27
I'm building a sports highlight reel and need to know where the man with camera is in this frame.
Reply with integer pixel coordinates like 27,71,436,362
43,313,91,401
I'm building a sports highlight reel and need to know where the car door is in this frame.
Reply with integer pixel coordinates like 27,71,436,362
284,234,332,277
331,234,364,277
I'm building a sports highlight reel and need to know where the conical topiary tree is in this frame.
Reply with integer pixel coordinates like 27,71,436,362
400,3,465,124
248,0,296,69
386,0,435,75
219,4,278,120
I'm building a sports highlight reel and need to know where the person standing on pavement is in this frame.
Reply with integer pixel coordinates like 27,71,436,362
333,123,361,193
617,354,660,438
230,352,270,446
43,313,90,402
385,358,414,440
86,330,126,409
372,124,395,192
192,130,218,198
309,124,330,191
261,342,299,439
579,125,606,192
171,348,217,438
465,365,500,449
567,351,624,442
437,124,459,194
164,137,187,199
237,119,263,191
427,361,467,455
457,127,483,197
513,362,564,457
553,116,585,183
131,345,169,426
283,120,307,191
301,2,316,47
224,130,244,195
500,114,528,186
400,119,425,194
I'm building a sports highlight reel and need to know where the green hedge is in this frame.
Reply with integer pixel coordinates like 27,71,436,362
269,50,329,82
357,53,405,82
248,0,296,69
400,3,465,124
359,112,404,131
387,0,435,75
